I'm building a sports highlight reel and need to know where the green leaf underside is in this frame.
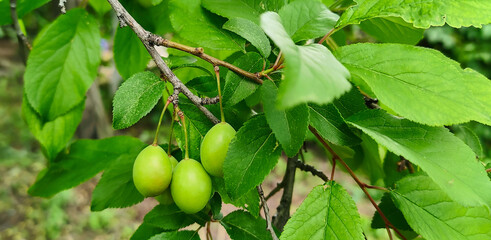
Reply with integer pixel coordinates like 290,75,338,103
91,154,145,211
144,204,209,231
278,0,339,42
186,76,218,97
260,12,351,109
201,0,286,24
347,110,491,207
392,175,491,240
213,177,261,217
280,182,364,240
24,9,100,121
336,43,491,126
221,210,272,240
224,115,282,200
371,193,412,231
148,231,201,240
130,223,164,240
261,80,309,157
28,136,145,197
169,0,245,51
22,94,84,161
114,27,150,79
359,17,424,45
337,0,491,28
308,103,360,146
223,18,271,58
332,87,368,119
453,125,484,159
0,0,51,25
223,52,266,106
112,72,165,130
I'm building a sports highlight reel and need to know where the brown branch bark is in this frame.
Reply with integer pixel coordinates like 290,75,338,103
309,126,406,240
257,185,279,240
106,0,219,124
273,157,296,232
295,159,329,182
9,0,31,65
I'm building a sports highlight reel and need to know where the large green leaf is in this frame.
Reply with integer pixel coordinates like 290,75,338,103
22,94,84,161
308,103,360,146
336,43,491,126
201,0,285,24
130,223,164,240
24,9,100,121
359,17,424,45
371,193,412,231
261,80,309,157
0,0,50,25
223,52,265,106
114,27,150,80
347,110,491,207
112,72,165,130
143,204,209,230
278,0,339,42
213,177,260,217
221,210,272,240
337,0,491,28
28,136,145,197
260,12,351,109
391,175,491,240
223,115,282,200
280,182,364,240
91,153,146,211
149,231,201,240
453,125,484,159
169,0,245,51
223,18,271,58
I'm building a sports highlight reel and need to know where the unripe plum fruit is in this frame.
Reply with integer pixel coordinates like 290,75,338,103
155,155,179,205
171,159,212,214
200,122,236,177
133,145,172,197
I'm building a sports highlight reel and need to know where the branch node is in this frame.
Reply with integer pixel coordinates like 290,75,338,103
195,47,204,54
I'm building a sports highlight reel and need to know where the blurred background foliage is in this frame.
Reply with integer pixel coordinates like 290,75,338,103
0,1,490,239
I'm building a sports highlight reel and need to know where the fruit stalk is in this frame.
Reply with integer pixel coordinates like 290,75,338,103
214,66,225,122
153,98,172,145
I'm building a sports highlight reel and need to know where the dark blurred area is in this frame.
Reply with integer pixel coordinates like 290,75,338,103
0,2,490,239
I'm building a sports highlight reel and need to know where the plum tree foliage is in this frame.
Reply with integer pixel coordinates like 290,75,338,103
6,0,491,239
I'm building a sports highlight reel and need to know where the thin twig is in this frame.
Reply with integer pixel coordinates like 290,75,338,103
318,28,337,45
309,126,406,240
265,182,285,201
257,185,279,240
273,157,296,231
295,159,329,182
106,0,219,123
486,168,491,173
9,0,31,65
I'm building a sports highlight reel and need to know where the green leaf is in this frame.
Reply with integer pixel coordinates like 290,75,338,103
221,210,272,240
88,0,112,15
332,87,368,119
337,0,491,28
347,110,491,207
112,72,165,130
453,125,484,159
114,27,150,79
186,76,218,97
224,115,282,200
359,134,384,184
336,43,491,126
91,153,146,211
0,0,50,25
260,12,351,109
131,223,164,240
308,103,360,147
223,52,265,106
24,9,100,121
144,204,209,230
213,177,260,217
169,0,245,51
223,18,271,58
280,182,364,240
22,94,84,161
201,0,285,24
165,55,198,69
359,17,424,45
28,136,145,197
383,151,410,188
149,231,201,240
391,175,491,240
371,193,412,231
278,0,339,42
261,80,309,157
173,100,214,160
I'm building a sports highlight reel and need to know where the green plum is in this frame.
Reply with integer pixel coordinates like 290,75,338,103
133,145,172,197
155,155,179,205
171,159,212,214
200,122,236,177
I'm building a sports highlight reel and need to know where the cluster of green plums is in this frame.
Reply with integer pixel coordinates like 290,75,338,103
132,122,236,214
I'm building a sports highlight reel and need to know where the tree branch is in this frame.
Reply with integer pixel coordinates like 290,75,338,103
273,157,296,232
257,185,279,240
9,0,31,65
309,126,406,240
106,0,219,124
295,159,329,182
